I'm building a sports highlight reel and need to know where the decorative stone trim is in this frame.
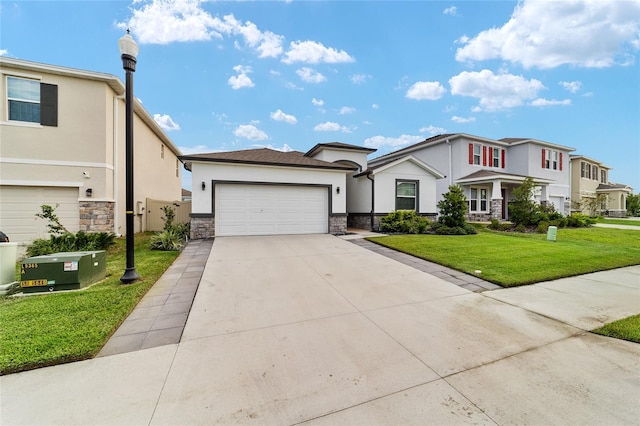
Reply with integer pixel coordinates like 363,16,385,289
606,209,627,218
329,215,347,235
79,201,114,232
190,214,215,239
490,199,503,220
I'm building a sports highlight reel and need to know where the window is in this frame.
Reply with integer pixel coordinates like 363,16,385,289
480,188,488,211
396,181,417,210
473,144,481,165
7,77,40,123
601,169,607,183
581,161,591,179
492,148,500,167
161,144,165,159
5,76,57,126
470,188,478,211
542,149,562,171
592,165,598,180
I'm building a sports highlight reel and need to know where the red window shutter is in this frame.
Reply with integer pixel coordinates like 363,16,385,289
501,150,505,168
469,144,473,164
489,147,493,167
559,152,563,171
541,149,546,168
483,146,487,166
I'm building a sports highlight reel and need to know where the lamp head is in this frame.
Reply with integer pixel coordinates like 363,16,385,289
118,29,139,59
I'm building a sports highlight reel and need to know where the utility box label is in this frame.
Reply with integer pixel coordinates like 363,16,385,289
64,261,79,272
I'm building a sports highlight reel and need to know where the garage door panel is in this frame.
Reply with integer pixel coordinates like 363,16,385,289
216,184,328,236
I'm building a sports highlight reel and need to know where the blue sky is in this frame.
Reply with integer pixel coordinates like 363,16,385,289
2,0,639,192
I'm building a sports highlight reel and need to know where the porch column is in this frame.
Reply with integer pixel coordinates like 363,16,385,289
490,180,503,220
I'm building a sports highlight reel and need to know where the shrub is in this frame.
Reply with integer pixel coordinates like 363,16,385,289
515,224,526,233
149,206,190,250
26,205,116,256
380,210,430,234
500,223,514,231
566,213,596,228
433,185,476,235
537,221,549,233
488,218,500,230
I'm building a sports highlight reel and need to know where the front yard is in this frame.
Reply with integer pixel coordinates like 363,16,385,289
367,226,640,287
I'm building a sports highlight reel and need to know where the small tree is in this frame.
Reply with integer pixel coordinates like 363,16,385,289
35,204,69,235
581,194,608,217
508,177,538,227
432,185,476,235
626,193,640,217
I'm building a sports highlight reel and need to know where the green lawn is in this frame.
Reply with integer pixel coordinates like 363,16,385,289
0,233,178,375
592,314,640,343
367,226,640,287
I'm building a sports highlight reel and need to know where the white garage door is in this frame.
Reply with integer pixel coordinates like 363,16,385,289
0,186,79,244
216,184,328,236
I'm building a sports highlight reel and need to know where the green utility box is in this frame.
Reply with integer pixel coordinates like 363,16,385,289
20,251,106,293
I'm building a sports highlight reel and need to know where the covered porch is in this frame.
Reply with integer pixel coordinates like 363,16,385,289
456,171,554,222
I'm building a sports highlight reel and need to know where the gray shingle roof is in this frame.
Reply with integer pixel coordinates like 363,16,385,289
180,148,357,171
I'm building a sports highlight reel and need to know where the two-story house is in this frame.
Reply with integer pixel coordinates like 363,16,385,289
0,58,183,251
356,133,574,228
569,155,632,217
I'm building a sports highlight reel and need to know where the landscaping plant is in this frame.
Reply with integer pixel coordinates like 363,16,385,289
380,210,430,234
432,185,477,235
27,205,116,256
149,205,190,251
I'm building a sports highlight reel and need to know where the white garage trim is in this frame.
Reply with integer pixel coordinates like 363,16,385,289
214,182,330,236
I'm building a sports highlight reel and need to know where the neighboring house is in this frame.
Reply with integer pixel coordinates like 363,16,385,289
181,188,192,202
0,57,183,250
365,133,575,227
569,155,632,217
180,144,364,238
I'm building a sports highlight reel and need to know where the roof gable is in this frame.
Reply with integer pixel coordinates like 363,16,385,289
305,142,376,158
355,155,445,179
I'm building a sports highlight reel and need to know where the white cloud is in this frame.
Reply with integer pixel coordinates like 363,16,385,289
443,6,458,16
218,14,284,58
228,65,254,89
419,125,447,134
234,124,268,141
296,67,326,83
283,40,355,64
449,69,545,111
350,74,369,84
560,81,582,93
118,0,220,44
455,0,640,69
406,81,446,100
363,134,423,149
451,115,476,123
339,106,356,115
372,103,380,109
312,98,324,107
153,113,181,131
0,49,8,56
270,109,297,124
251,143,294,152
313,121,350,132
530,98,572,107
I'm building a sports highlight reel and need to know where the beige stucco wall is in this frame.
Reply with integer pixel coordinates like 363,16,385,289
0,59,182,240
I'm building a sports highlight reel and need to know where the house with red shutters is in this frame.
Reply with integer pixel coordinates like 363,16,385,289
350,133,574,229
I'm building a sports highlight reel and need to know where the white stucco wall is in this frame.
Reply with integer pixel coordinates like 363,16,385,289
374,161,440,213
347,173,373,213
191,162,347,214
311,149,369,171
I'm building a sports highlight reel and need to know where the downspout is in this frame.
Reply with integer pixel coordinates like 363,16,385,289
366,173,375,231
446,139,452,186
113,94,125,236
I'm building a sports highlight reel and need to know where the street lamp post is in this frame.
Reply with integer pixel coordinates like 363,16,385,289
119,30,140,284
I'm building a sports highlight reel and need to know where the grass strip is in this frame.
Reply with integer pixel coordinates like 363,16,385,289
367,227,640,287
596,218,640,227
0,233,179,375
592,315,640,343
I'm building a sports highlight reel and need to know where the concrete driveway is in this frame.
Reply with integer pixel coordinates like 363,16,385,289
2,234,639,425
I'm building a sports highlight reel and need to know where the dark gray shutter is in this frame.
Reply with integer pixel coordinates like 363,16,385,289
40,83,58,126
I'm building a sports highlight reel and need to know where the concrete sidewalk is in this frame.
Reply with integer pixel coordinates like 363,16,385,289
2,234,639,425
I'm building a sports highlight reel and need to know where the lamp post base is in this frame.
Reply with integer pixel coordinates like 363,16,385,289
120,267,140,284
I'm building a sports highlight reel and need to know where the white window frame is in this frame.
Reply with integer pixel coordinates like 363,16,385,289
469,187,489,213
6,76,41,123
473,144,481,165
493,148,500,167
396,180,417,211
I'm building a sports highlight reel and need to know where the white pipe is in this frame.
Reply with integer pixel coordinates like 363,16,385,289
113,94,125,236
